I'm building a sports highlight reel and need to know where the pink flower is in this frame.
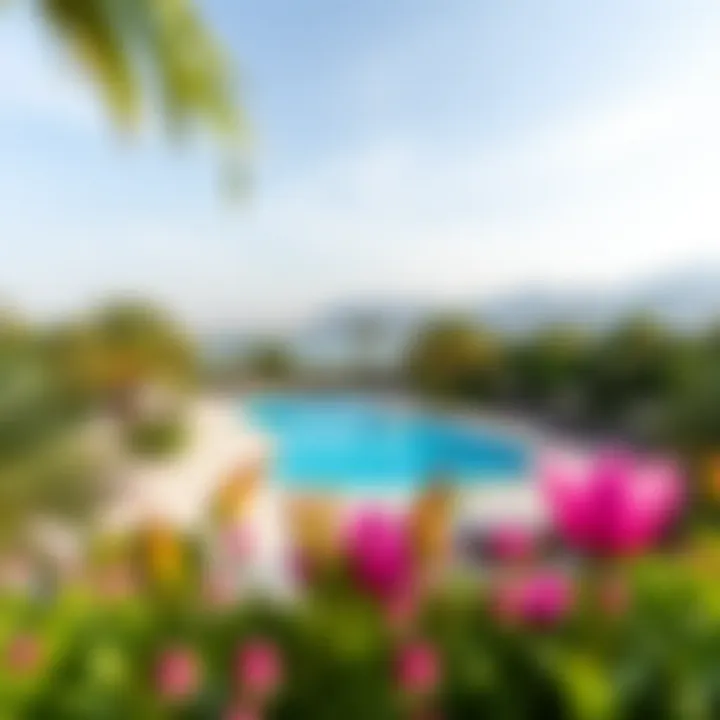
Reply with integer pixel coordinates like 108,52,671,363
395,641,441,695
156,646,201,701
486,523,537,562
494,571,573,626
383,584,420,634
541,448,683,556
222,524,254,561
235,640,283,698
225,708,261,720
346,508,413,601
4,633,42,675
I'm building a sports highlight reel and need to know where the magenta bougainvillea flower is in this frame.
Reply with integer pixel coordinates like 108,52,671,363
541,449,683,556
345,508,413,601
486,523,537,562
494,570,573,626
156,646,201,700
224,708,261,720
235,640,283,698
395,641,442,695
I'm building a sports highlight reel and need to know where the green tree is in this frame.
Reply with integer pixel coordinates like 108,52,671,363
0,300,198,542
44,300,198,416
404,317,503,401
584,315,683,440
244,340,296,383
661,323,720,453
0,312,103,542
507,324,590,421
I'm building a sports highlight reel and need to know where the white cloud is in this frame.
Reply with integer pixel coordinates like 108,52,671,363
218,39,720,324
6,39,720,330
3,2,720,330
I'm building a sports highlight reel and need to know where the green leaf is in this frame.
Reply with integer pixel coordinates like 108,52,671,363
557,653,615,720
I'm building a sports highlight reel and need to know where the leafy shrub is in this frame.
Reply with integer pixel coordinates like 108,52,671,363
124,416,187,458
0,447,696,718
0,549,719,720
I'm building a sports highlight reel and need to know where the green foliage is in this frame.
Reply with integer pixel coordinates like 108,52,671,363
35,0,242,138
507,325,591,420
205,339,298,388
582,316,682,436
244,341,296,383
661,331,720,452
0,300,198,541
0,313,103,541
405,317,504,400
44,299,198,413
0,434,103,544
0,339,63,463
124,414,187,458
402,313,720,452
4,551,720,718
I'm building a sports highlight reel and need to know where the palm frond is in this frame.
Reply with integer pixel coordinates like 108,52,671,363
40,0,139,126
37,0,242,139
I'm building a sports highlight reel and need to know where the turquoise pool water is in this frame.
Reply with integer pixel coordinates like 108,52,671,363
245,394,529,491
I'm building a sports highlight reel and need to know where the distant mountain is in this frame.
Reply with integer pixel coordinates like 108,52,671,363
478,290,611,334
292,303,430,368
622,268,720,329
478,268,720,334
200,267,720,365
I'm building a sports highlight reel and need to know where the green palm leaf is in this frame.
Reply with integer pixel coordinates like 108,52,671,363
36,0,241,138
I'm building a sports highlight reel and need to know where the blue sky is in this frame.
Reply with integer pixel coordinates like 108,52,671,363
3,0,720,329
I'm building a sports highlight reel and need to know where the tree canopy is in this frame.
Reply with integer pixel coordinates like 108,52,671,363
0,299,198,542
405,317,503,400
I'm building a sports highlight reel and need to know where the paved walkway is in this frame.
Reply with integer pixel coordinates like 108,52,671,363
99,399,269,531
98,398,547,592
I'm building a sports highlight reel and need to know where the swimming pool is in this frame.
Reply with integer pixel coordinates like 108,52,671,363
245,394,530,491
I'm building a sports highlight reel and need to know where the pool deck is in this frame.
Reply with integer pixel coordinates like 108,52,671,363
98,397,269,531
100,395,548,592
